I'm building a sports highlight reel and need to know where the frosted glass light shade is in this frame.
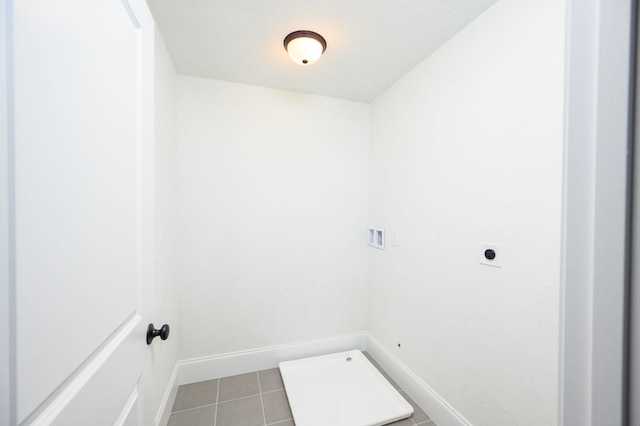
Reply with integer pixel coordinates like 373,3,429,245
284,31,327,65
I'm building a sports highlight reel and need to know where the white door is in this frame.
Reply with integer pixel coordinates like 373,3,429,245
6,0,157,424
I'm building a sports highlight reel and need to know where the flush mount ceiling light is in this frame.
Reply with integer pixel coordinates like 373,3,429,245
283,30,327,65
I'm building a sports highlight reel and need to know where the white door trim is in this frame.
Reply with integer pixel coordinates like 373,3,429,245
0,1,16,425
560,1,634,425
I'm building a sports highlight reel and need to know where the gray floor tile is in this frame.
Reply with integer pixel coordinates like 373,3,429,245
361,353,401,391
362,352,384,371
168,405,215,426
172,379,218,412
267,420,295,426
400,391,431,424
167,358,434,426
259,368,285,392
387,417,414,426
267,419,295,426
262,390,293,424
378,368,401,390
362,351,377,365
216,395,264,426
218,372,260,402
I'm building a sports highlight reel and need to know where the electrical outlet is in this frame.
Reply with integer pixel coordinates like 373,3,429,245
480,242,502,268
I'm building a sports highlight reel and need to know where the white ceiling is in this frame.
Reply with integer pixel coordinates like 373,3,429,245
147,0,496,103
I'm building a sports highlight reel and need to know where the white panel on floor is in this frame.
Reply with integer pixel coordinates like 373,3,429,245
279,350,412,426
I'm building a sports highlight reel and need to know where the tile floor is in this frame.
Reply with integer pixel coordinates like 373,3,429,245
168,351,437,426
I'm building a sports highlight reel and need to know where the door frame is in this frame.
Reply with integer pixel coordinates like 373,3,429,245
631,2,640,424
1,0,16,424
560,1,635,425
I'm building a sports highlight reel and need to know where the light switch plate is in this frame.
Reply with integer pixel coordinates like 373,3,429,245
391,230,399,247
480,242,502,268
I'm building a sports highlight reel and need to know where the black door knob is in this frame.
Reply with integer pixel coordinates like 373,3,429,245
147,323,170,345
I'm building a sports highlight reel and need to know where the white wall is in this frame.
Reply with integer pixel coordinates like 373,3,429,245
152,28,180,419
176,76,370,360
368,2,564,425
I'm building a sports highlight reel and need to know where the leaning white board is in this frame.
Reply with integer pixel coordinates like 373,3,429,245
279,350,413,426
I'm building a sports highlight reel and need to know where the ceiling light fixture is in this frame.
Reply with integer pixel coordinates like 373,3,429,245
283,30,327,66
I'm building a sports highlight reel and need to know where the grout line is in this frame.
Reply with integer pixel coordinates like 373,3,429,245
261,388,284,395
213,379,220,426
216,392,261,404
257,372,267,426
170,403,216,415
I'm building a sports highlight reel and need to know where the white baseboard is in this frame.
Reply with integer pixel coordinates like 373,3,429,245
155,363,179,426
156,332,468,426
365,335,471,426
177,332,368,385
